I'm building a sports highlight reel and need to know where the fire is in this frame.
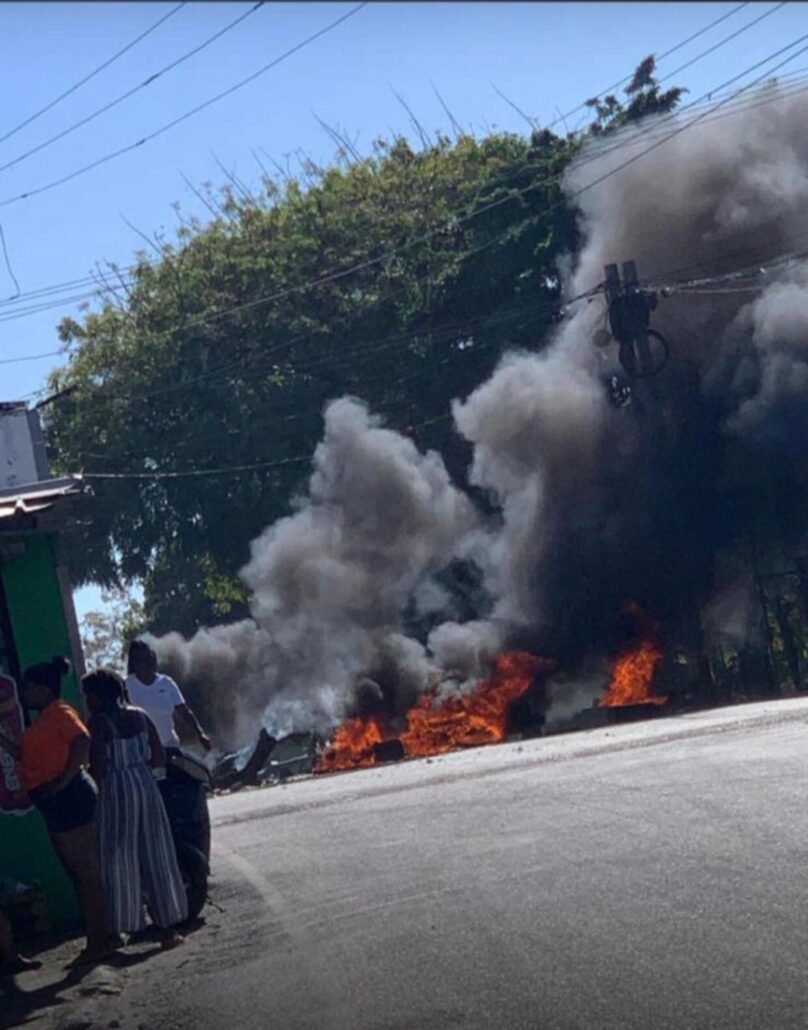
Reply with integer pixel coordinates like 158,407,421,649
400,652,552,757
315,715,386,774
598,603,666,708
316,651,552,774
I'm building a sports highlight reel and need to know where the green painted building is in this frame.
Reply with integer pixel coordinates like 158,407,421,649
0,402,86,930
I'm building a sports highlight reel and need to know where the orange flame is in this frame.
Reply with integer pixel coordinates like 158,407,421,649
400,652,552,757
315,715,387,774
598,639,666,707
316,651,552,774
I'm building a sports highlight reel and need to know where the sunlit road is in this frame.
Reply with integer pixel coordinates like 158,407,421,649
16,700,808,1030
140,698,803,1030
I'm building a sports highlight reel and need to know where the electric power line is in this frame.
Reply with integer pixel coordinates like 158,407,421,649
0,3,186,146
0,349,62,367
13,16,808,388
0,224,21,299
82,455,311,480
658,2,787,86
0,2,267,177
0,0,762,215
31,38,808,404
0,3,794,326
0,2,369,210
9,71,808,378
547,0,752,132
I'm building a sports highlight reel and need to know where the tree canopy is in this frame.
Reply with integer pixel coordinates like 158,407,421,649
45,60,680,636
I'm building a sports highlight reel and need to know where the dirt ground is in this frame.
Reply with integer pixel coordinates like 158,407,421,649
0,873,242,1030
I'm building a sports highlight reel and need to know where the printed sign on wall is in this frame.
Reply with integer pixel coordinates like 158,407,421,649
0,673,31,815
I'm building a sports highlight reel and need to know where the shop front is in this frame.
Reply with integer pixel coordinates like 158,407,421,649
0,403,87,931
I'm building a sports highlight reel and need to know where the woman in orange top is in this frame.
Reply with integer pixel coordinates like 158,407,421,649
0,657,109,966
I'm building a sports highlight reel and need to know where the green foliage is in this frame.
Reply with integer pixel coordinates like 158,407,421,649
586,55,686,136
46,61,682,635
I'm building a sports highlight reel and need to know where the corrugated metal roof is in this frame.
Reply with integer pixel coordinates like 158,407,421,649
0,477,84,522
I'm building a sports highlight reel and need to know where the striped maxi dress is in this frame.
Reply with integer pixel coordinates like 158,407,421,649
98,712,188,934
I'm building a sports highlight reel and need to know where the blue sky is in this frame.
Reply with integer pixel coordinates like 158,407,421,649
0,1,801,620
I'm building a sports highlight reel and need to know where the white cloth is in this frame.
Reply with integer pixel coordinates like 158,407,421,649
125,673,185,748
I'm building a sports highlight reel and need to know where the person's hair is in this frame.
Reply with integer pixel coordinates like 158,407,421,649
22,656,71,696
82,668,127,709
127,639,155,673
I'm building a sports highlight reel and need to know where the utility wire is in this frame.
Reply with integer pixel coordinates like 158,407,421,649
63,279,601,408
0,349,62,366
546,0,752,132
31,38,808,402
0,3,368,210
0,3,790,321
82,455,312,480
0,3,186,145
12,15,807,380
0,224,21,299
11,57,808,376
0,0,758,214
0,2,267,177
658,2,787,85
0,67,804,324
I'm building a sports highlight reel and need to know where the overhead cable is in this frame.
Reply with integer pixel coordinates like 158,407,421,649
658,2,787,85
0,3,368,210
0,4,798,323
0,3,186,145
546,0,752,132
0,2,266,177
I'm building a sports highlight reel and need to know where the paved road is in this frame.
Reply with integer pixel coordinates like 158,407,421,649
9,699,808,1029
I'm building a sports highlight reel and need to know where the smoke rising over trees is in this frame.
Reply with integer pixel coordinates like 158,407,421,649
47,63,808,740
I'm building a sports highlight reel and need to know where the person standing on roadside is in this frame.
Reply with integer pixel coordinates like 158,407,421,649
0,658,110,966
83,668,187,948
125,641,212,754
126,640,212,862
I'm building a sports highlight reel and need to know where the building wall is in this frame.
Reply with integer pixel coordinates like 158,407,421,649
0,533,82,928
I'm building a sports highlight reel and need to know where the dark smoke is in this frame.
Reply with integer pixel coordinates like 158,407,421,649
155,397,476,745
155,87,808,744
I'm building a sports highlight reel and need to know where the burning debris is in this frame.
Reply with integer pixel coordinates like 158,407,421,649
316,652,553,774
152,85,808,758
598,603,667,709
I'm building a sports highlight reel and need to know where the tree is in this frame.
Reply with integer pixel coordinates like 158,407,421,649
81,587,146,673
45,60,682,636
585,56,685,136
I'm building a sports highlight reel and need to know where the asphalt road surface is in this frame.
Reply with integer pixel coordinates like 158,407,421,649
8,698,808,1030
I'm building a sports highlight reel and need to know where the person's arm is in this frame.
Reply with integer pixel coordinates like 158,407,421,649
0,728,21,761
173,701,212,751
87,716,109,783
37,733,90,798
144,713,166,769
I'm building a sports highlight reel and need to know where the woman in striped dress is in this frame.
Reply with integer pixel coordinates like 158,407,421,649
82,668,188,947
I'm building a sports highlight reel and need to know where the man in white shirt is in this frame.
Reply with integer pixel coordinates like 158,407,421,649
125,640,212,753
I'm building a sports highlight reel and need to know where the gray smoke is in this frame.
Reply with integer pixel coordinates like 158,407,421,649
156,86,808,744
155,397,475,745
450,84,808,667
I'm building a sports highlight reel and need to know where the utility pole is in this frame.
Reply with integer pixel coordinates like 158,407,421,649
603,260,659,378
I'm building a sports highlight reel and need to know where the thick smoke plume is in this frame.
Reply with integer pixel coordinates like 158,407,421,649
155,86,808,744
155,397,476,744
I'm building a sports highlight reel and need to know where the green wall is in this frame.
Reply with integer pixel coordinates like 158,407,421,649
0,533,81,929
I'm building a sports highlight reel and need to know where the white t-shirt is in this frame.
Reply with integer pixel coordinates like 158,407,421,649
125,673,186,747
